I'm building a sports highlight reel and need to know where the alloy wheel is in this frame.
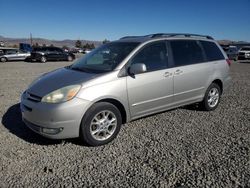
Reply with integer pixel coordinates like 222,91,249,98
207,88,219,108
90,110,117,141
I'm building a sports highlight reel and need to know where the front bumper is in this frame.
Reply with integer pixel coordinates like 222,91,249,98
20,92,92,139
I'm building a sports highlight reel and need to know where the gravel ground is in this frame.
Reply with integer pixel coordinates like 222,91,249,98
0,60,249,187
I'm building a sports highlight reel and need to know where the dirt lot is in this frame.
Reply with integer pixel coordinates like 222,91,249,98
0,61,249,187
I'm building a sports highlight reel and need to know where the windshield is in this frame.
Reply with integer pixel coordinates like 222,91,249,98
70,42,139,73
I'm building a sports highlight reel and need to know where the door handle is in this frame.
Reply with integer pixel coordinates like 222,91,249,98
164,72,172,77
174,69,183,75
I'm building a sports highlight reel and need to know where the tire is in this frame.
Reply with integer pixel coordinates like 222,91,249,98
40,56,47,63
0,57,7,63
67,55,73,61
80,102,122,146
200,83,221,111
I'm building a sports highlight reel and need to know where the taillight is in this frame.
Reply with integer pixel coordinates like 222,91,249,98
226,59,231,66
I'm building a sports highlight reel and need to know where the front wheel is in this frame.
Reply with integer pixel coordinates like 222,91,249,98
200,83,221,111
40,56,47,63
80,102,122,146
0,57,7,63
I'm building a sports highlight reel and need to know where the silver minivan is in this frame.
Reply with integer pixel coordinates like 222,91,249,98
21,33,231,146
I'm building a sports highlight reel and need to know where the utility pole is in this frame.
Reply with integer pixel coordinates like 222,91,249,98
30,33,33,45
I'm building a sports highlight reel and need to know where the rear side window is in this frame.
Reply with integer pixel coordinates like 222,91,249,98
200,41,225,61
6,50,18,54
170,40,205,67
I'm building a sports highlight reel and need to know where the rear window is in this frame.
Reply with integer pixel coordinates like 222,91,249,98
170,40,205,67
240,47,250,51
200,41,225,61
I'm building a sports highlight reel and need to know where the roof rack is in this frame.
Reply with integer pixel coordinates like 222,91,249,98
120,33,214,40
151,33,214,40
119,35,151,40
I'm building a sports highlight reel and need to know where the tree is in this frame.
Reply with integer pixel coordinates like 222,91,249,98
83,43,90,50
62,45,69,50
50,44,54,47
75,40,82,48
90,43,95,49
12,44,18,48
32,43,39,48
42,44,46,47
103,39,110,44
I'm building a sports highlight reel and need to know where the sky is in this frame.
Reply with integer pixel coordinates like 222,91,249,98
0,0,250,41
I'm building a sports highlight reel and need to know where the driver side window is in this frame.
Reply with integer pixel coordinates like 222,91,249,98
130,41,168,72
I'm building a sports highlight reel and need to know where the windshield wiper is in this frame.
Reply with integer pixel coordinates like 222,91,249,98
64,65,72,69
70,66,85,72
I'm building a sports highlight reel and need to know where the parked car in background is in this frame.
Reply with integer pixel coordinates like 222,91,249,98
84,49,91,54
0,41,5,47
78,48,84,53
69,48,78,54
237,46,250,61
21,33,231,146
0,47,30,62
30,47,75,63
227,46,238,60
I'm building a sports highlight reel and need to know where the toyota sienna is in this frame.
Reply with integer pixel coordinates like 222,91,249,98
21,33,231,146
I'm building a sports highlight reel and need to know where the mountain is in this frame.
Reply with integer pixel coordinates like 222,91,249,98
217,40,250,46
0,35,102,48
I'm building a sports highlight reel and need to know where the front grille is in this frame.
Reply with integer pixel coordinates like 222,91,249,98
23,104,32,112
27,92,42,102
238,52,245,56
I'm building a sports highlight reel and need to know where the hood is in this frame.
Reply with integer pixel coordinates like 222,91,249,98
28,68,99,97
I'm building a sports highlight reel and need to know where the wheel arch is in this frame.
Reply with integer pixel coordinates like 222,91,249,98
0,56,8,62
212,79,223,93
94,98,128,124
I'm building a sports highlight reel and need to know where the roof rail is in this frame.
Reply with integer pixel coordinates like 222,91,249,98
151,33,214,40
119,33,214,40
119,34,153,40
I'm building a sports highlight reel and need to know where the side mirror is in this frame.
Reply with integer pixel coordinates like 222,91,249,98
129,63,147,75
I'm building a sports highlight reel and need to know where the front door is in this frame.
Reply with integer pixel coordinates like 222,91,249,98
126,41,174,119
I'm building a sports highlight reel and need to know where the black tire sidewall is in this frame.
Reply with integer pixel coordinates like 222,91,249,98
0,57,7,62
80,102,122,146
203,83,221,111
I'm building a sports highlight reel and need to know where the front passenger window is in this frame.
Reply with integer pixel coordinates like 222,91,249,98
130,42,168,72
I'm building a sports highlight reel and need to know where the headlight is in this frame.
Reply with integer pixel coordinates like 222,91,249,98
41,85,81,103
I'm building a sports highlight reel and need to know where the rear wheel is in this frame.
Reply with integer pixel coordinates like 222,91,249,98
40,56,47,63
80,102,122,146
67,55,73,61
0,57,7,63
200,83,221,111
